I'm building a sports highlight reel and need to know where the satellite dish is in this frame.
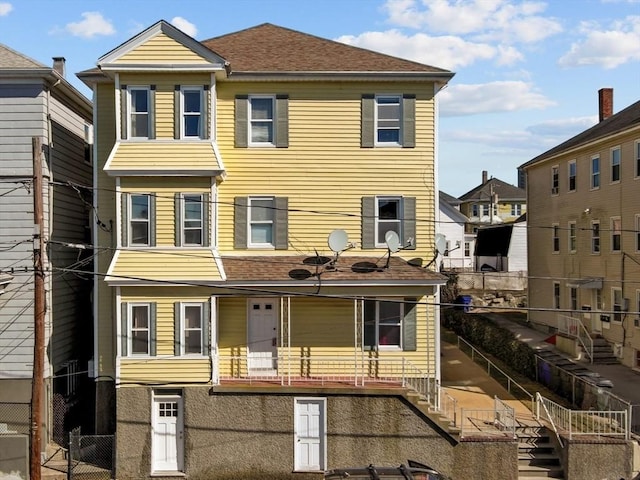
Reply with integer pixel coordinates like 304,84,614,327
385,231,401,253
435,234,447,255
328,229,349,253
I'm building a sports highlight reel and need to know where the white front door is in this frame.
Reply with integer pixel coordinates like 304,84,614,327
294,398,326,471
247,299,278,374
152,395,184,472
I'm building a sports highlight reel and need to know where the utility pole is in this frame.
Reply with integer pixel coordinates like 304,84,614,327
31,136,44,480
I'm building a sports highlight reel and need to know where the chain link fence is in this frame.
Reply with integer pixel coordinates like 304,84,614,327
0,401,30,435
68,427,114,480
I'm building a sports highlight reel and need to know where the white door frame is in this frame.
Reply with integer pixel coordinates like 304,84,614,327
247,298,278,374
294,397,327,472
151,393,184,473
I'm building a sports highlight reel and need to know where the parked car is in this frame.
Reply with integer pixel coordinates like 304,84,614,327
324,462,445,480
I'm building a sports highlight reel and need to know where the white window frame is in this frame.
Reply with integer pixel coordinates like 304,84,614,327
591,220,600,254
511,203,522,216
129,303,151,356
180,86,203,139
611,216,622,253
248,196,275,248
129,193,151,246
612,288,623,323
591,155,600,189
180,303,204,356
365,299,403,350
611,146,621,183
635,140,640,179
127,86,150,139
553,282,560,309
551,165,559,194
636,290,640,328
374,94,402,146
568,160,576,192
471,204,479,217
181,193,203,246
636,214,640,252
248,95,275,147
375,196,403,248
464,241,471,257
482,204,489,216
595,288,603,311
568,221,576,253
552,223,560,253
569,286,578,312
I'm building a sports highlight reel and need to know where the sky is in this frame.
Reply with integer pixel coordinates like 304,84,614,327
1,0,638,197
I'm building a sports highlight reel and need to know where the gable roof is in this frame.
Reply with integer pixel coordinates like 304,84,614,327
439,190,460,206
201,23,453,78
0,43,46,69
521,99,640,169
440,199,468,224
459,177,526,202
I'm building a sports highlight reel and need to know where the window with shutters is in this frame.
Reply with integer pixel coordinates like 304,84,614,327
375,95,401,145
235,94,288,148
180,303,203,355
249,96,275,146
128,86,150,138
234,196,288,250
376,197,402,247
181,86,203,138
363,299,416,350
362,196,416,250
129,304,150,356
361,94,415,148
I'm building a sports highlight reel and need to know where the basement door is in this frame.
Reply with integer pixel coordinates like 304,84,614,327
152,394,184,473
247,298,278,374
294,398,326,471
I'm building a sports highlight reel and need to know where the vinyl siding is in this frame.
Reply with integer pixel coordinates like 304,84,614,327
107,142,220,172
114,33,213,65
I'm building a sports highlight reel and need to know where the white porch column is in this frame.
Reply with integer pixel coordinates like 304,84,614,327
210,295,218,384
434,287,441,384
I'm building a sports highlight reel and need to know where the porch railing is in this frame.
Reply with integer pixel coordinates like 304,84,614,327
536,393,628,440
460,407,516,439
558,314,593,363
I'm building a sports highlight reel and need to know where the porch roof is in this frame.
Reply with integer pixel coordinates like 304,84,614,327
220,255,446,286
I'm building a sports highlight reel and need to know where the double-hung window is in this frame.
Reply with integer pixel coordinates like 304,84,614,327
553,283,560,309
611,147,621,182
568,161,576,191
636,214,640,252
551,166,559,194
570,287,578,312
612,288,623,323
249,96,275,145
362,196,416,250
568,221,576,253
591,155,600,189
464,242,470,257
181,86,203,138
376,197,402,246
130,194,151,246
511,204,522,216
552,224,560,253
249,197,275,247
120,302,157,357
591,221,600,253
635,141,640,178
183,194,203,245
482,204,490,216
363,298,416,351
178,303,204,355
611,217,621,252
128,86,150,138
472,204,479,217
375,95,401,145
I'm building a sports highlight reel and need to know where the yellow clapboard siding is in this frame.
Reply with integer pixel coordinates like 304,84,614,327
218,297,247,351
108,249,222,282
107,142,221,172
114,33,211,64
155,88,174,139
119,358,210,384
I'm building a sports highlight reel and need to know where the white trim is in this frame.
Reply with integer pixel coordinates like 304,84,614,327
115,287,121,383
568,221,577,253
115,178,122,248
179,193,204,247
634,139,640,179
293,397,327,472
247,95,276,147
126,85,151,140
179,302,205,356
374,196,403,248
127,302,152,356
106,168,224,177
210,73,216,142
590,154,600,190
92,84,100,379
210,296,218,384
374,93,402,147
610,145,621,184
567,159,576,192
179,85,205,139
610,216,622,253
248,196,276,248
151,391,184,473
115,74,121,142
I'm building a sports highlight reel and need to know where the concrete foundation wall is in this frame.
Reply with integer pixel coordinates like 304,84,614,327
0,435,28,479
116,387,521,480
562,439,633,480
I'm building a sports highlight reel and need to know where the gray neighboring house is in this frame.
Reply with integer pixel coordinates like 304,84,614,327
0,44,93,458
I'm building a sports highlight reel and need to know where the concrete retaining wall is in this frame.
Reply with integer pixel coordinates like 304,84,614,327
562,439,634,480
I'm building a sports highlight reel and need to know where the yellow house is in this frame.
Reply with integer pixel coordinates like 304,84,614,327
521,89,640,369
79,21,454,478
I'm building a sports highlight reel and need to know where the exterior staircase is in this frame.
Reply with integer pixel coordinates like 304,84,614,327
516,421,564,479
404,390,461,438
590,336,620,364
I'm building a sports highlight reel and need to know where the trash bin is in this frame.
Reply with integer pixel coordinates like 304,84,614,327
458,295,472,313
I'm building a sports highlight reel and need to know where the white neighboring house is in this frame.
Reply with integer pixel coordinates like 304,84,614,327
439,191,475,271
474,215,527,273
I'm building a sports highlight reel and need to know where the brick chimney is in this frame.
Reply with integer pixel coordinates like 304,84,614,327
482,170,488,184
52,57,66,77
598,88,613,122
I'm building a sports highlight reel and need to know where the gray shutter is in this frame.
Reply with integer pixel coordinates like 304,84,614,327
203,301,211,354
174,85,181,139
274,197,288,250
235,95,248,148
150,302,157,356
362,196,375,249
234,197,248,249
121,193,129,247
120,85,128,139
202,193,210,247
121,302,128,356
174,302,181,356
203,85,210,139
275,94,289,148
403,196,416,250
149,195,156,247
174,193,182,247
363,300,375,351
149,85,156,140
403,298,417,351
402,94,415,148
361,94,375,148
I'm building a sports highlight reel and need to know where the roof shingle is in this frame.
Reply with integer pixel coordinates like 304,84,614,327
0,43,46,69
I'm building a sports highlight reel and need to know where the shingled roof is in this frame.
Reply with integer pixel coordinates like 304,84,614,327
201,23,452,75
0,43,46,69
459,177,525,202
522,99,640,169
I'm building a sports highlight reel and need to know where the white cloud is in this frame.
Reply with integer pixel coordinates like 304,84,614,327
527,116,597,136
558,16,640,69
0,2,12,16
439,81,556,116
170,17,197,38
64,12,115,38
495,45,524,66
337,30,497,70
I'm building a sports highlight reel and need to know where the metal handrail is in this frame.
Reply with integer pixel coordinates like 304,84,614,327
557,314,593,363
536,392,564,448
